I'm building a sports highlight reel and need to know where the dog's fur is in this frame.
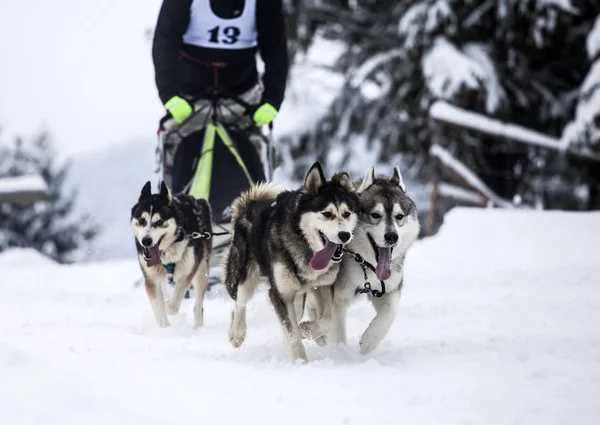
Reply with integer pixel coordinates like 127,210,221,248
222,162,360,362
131,181,212,328
323,166,420,354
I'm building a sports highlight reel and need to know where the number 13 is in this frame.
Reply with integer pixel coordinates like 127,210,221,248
208,26,240,45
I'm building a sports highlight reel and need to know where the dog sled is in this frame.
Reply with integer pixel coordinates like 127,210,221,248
155,84,276,269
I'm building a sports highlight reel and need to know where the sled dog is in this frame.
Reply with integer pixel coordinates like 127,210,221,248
324,166,420,354
222,162,360,362
131,181,212,328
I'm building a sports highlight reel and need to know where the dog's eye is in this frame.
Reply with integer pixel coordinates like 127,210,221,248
138,218,147,226
342,211,351,219
395,214,405,220
154,220,164,227
322,211,333,219
370,212,382,220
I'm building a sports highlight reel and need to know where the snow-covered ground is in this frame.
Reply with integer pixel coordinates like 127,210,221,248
2,207,599,425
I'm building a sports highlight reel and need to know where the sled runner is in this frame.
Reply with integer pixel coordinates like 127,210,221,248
155,84,276,267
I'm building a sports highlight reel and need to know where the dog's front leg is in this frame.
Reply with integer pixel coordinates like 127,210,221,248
326,294,351,345
299,286,333,341
167,275,191,316
269,287,308,363
192,258,210,329
359,289,401,355
145,278,170,328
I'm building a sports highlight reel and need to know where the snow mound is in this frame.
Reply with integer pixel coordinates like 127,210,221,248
0,247,58,268
414,207,600,272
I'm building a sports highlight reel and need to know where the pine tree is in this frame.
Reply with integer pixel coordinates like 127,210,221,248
0,130,99,263
283,0,600,209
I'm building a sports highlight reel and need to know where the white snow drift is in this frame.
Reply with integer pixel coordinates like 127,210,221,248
1,207,599,425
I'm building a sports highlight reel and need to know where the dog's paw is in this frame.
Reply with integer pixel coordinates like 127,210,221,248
359,329,383,355
299,321,315,339
228,332,246,348
228,311,246,348
315,335,327,346
156,318,170,328
166,302,179,316
299,320,330,340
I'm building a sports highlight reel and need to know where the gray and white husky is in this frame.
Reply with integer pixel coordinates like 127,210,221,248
323,166,420,354
130,181,212,328
222,162,360,363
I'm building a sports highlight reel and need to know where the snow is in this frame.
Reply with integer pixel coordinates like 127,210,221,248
422,38,505,113
436,182,485,205
430,100,581,152
430,144,514,208
560,61,600,152
560,14,600,152
539,0,580,14
462,43,506,113
0,175,47,194
1,207,600,424
398,1,453,49
587,15,600,60
349,49,403,89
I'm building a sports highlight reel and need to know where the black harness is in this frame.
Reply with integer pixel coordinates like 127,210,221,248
343,248,387,298
161,229,230,282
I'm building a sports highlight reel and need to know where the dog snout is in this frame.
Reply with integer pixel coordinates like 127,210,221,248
141,236,153,247
338,231,351,243
384,232,398,245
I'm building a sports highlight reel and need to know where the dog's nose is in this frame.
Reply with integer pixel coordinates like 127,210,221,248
338,231,351,243
384,232,398,245
141,236,153,247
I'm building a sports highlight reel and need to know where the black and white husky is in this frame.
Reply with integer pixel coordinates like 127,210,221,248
222,162,360,363
324,166,420,354
130,181,212,328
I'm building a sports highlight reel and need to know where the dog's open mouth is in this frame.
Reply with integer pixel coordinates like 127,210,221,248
310,232,344,271
368,234,394,281
142,237,163,268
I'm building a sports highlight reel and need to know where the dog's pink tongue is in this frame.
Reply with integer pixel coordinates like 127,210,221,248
310,241,338,270
145,245,162,267
376,247,392,281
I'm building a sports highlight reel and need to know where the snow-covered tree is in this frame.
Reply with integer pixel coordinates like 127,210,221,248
0,131,99,263
562,13,600,153
283,0,600,209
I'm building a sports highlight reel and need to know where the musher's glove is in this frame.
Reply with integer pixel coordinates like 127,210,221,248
164,96,193,124
253,103,278,126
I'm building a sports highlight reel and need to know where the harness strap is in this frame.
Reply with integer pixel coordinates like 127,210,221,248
189,230,230,239
178,50,230,86
343,249,387,298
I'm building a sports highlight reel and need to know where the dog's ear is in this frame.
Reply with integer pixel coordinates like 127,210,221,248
391,166,406,192
159,180,171,200
304,161,326,195
357,165,375,193
332,172,353,192
139,181,152,200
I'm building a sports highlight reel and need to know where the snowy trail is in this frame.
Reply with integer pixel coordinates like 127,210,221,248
2,208,600,425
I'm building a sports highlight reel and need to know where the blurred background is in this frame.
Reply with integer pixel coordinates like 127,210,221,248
1,0,600,264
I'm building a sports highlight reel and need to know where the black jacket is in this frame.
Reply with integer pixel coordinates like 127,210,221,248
152,0,289,110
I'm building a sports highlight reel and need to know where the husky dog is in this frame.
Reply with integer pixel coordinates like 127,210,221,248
324,166,420,354
222,162,360,363
131,181,212,328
